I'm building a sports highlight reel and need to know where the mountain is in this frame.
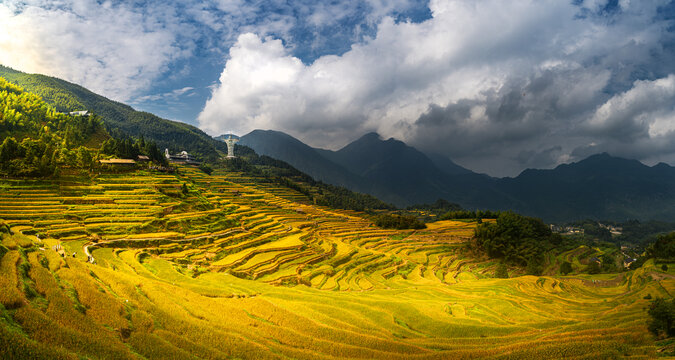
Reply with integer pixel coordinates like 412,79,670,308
497,153,675,222
5,64,672,222
240,130,452,205
238,130,675,222
0,65,226,161
240,130,505,207
321,133,457,205
214,133,240,141
238,130,365,190
425,152,474,176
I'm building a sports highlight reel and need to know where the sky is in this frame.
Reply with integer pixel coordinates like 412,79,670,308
1,0,674,177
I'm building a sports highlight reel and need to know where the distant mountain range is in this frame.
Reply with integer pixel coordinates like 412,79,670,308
238,129,675,222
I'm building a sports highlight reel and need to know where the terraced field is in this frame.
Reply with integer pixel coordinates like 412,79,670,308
0,166,672,359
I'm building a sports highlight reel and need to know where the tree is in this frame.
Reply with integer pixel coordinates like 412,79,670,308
648,232,675,261
374,214,426,230
199,163,213,175
560,261,573,275
474,211,553,267
495,262,508,278
601,253,617,272
76,147,92,169
648,297,675,338
0,137,20,165
526,260,543,276
587,261,601,274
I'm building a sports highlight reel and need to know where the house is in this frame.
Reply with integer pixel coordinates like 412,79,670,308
165,149,200,164
69,110,90,117
137,155,150,162
99,159,136,166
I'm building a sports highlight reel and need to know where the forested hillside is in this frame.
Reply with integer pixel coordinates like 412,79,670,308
0,77,107,176
0,66,226,162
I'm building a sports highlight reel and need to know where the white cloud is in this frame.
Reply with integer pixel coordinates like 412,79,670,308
199,0,675,175
588,75,675,138
132,87,196,103
0,0,192,101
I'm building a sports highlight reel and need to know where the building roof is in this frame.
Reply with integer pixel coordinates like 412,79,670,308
137,155,150,161
69,110,90,116
100,159,136,165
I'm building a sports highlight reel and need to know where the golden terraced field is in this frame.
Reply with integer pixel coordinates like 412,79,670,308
0,166,672,359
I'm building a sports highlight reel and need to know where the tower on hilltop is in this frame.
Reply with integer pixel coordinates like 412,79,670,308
225,134,239,158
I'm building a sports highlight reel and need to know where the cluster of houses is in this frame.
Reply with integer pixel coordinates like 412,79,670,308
549,224,585,235
65,109,207,167
99,149,200,168
599,223,623,236
99,155,148,167
587,255,636,269
164,149,201,164
549,223,623,236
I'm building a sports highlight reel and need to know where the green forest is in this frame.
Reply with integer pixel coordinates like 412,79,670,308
0,65,225,162
0,77,105,176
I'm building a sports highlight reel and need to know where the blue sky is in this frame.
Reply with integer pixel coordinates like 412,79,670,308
1,0,675,176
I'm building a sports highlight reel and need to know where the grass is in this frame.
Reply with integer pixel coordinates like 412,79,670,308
0,165,669,358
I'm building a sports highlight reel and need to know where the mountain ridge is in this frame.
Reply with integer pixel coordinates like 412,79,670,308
0,65,226,161
238,129,675,222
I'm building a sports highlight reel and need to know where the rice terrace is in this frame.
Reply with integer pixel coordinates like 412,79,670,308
0,163,672,359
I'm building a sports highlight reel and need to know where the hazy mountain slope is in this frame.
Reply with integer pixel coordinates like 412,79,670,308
239,130,366,190
0,65,225,161
238,130,675,221
320,132,507,206
426,152,474,175
497,153,675,222
329,133,449,191
239,130,506,208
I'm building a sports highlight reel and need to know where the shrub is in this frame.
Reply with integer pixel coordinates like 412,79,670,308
198,163,213,175
560,261,573,275
494,262,508,278
648,232,675,261
374,214,426,230
587,261,601,274
647,297,675,338
526,260,543,276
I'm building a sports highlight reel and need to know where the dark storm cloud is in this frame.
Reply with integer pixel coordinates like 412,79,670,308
410,71,675,176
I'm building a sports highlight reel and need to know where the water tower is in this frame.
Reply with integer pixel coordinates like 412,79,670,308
224,134,239,158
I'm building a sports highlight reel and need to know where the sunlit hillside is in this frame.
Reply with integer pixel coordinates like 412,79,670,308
1,165,672,359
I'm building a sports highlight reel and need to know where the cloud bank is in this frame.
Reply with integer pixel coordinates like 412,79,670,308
0,1,194,101
199,0,675,176
0,0,427,105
